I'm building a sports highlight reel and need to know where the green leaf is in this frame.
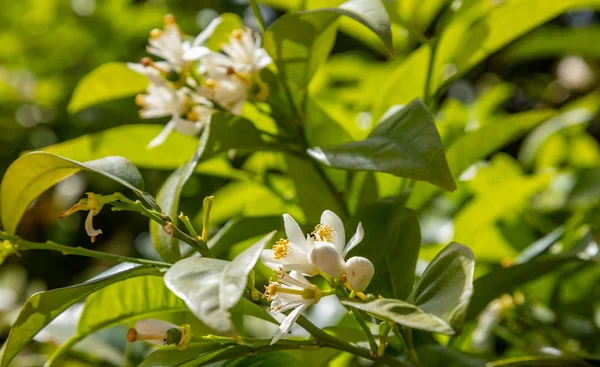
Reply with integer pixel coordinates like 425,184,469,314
341,298,455,335
487,355,600,367
45,275,197,366
150,125,211,263
408,243,474,331
467,254,590,319
165,258,233,334
417,345,485,367
220,232,275,310
432,0,600,92
351,201,421,299
139,343,232,367
308,99,456,191
285,153,347,223
0,152,149,235
263,0,393,102
67,62,147,114
409,109,555,210
0,265,160,367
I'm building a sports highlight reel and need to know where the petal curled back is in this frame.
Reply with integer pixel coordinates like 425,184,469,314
85,210,103,242
283,214,307,251
147,120,176,148
343,222,364,257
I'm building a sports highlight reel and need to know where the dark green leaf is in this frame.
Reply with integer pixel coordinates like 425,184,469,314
418,345,485,367
139,343,231,367
0,152,149,234
408,243,474,331
0,265,161,367
487,355,600,367
308,99,456,191
351,200,421,300
223,352,303,367
342,298,455,335
208,216,282,258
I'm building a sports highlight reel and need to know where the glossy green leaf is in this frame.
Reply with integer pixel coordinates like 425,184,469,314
417,345,485,367
67,62,147,114
467,254,591,319
165,258,233,334
220,232,275,310
342,298,455,335
408,243,474,331
0,265,160,367
150,126,210,263
0,151,148,234
45,275,195,366
308,99,456,191
351,201,421,299
432,0,600,92
263,0,392,98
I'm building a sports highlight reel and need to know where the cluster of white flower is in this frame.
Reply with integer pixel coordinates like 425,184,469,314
129,15,272,148
261,210,375,344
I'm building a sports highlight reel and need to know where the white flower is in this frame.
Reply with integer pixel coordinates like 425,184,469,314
198,75,247,115
127,319,191,350
261,214,319,275
135,83,213,148
265,270,321,344
310,210,374,292
202,28,272,75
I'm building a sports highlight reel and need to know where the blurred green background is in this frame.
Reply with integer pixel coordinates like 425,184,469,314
2,0,600,365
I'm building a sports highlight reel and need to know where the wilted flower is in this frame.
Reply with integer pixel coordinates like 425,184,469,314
127,319,191,350
261,214,319,275
58,193,118,243
265,270,321,344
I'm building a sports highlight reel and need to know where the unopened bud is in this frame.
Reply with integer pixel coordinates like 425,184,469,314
311,242,345,277
344,256,374,292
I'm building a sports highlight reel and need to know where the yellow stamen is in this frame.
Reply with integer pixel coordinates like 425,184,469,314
177,324,192,351
164,14,176,25
231,29,244,41
150,28,162,38
313,224,334,242
272,238,290,259
205,79,217,88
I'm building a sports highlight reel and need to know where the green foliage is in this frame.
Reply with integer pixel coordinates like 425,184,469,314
0,266,161,367
309,99,456,191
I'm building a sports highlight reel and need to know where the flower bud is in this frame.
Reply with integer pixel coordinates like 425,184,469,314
344,256,374,292
310,242,345,277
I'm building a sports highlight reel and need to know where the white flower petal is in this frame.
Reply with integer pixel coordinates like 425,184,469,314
192,16,223,47
173,115,203,136
283,214,307,251
343,222,364,257
85,210,102,240
182,46,212,61
147,120,176,148
270,302,310,345
320,210,345,254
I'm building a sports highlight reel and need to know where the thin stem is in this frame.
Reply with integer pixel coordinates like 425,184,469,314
350,307,378,356
111,193,214,258
400,326,420,366
295,315,410,367
44,333,85,367
179,212,199,238
250,0,266,31
0,232,171,268
423,38,438,107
